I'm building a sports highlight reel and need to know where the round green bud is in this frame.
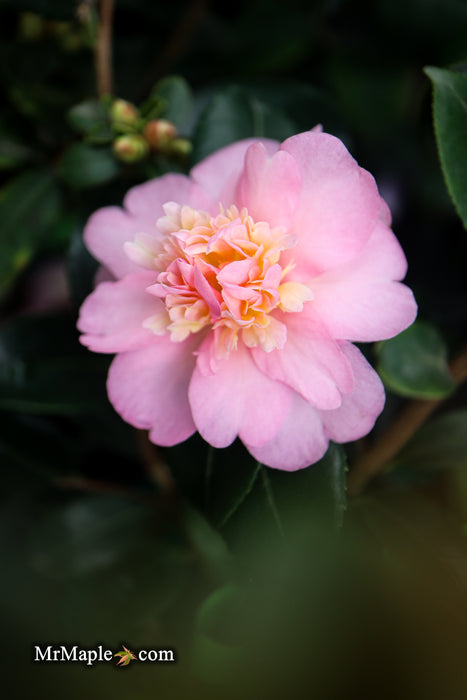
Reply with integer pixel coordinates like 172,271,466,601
113,135,149,163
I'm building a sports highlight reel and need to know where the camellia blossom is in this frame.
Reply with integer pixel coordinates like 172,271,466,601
78,129,417,470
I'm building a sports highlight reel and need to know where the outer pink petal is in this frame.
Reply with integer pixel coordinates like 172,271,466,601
78,271,159,353
244,392,328,471
191,138,279,206
235,143,301,229
188,337,292,448
280,131,382,273
123,173,215,223
320,343,385,443
84,207,146,279
311,221,417,341
107,335,200,446
252,311,354,410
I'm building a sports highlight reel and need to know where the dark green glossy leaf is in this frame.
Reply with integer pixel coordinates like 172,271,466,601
391,410,467,473
67,227,99,307
57,144,119,188
425,66,467,229
3,0,76,20
250,99,296,141
0,411,78,479
0,313,110,414
376,321,455,399
149,76,193,129
192,584,244,683
29,494,155,579
0,168,61,299
192,87,256,162
68,99,108,133
0,137,35,170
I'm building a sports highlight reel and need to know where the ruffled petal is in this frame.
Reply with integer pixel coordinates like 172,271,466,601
320,343,385,443
244,392,328,471
123,173,215,223
311,221,417,341
280,131,382,273
78,271,160,353
84,207,146,279
252,311,354,410
188,337,292,448
107,335,200,446
235,143,301,229
191,138,279,206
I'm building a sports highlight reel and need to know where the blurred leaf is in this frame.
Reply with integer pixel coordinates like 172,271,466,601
0,137,35,170
0,168,61,299
146,76,193,129
68,99,108,133
67,226,99,307
425,66,467,229
185,507,233,581
268,442,348,531
58,144,119,188
29,494,155,579
0,411,78,479
4,0,76,20
251,100,296,142
0,313,110,414
192,584,244,684
192,87,257,163
376,321,455,399
391,410,467,474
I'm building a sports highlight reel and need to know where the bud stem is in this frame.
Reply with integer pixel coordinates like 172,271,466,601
95,0,115,97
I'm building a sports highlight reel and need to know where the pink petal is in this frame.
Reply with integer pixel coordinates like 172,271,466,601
252,311,354,410
123,173,215,223
84,207,146,279
188,337,292,448
191,138,279,206
311,221,417,341
280,132,382,273
320,343,385,443
244,392,328,471
235,143,301,229
107,334,200,445
78,272,159,353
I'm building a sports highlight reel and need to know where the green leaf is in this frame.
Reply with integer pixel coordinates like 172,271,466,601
0,137,35,171
392,410,467,474
0,313,110,414
68,100,108,134
0,411,79,479
192,584,245,684
67,227,99,308
424,66,467,229
192,87,256,162
376,320,455,399
269,442,348,530
0,168,61,299
57,144,119,188
147,76,193,129
29,494,156,579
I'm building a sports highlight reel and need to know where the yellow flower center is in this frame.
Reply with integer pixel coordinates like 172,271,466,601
126,203,313,356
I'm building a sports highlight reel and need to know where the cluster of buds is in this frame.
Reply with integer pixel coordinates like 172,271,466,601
110,98,192,164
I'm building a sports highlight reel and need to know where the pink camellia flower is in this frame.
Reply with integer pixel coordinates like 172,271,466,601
78,129,417,470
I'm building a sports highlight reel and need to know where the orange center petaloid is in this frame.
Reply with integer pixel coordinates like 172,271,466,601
125,203,313,358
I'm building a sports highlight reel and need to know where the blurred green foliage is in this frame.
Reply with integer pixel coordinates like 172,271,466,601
1,0,467,698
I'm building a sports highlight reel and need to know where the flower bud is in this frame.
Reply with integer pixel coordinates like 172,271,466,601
167,138,193,158
143,119,178,150
113,135,149,163
110,99,140,131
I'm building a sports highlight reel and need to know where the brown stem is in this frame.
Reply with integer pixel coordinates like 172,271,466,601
347,345,467,498
136,430,177,497
95,0,115,97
